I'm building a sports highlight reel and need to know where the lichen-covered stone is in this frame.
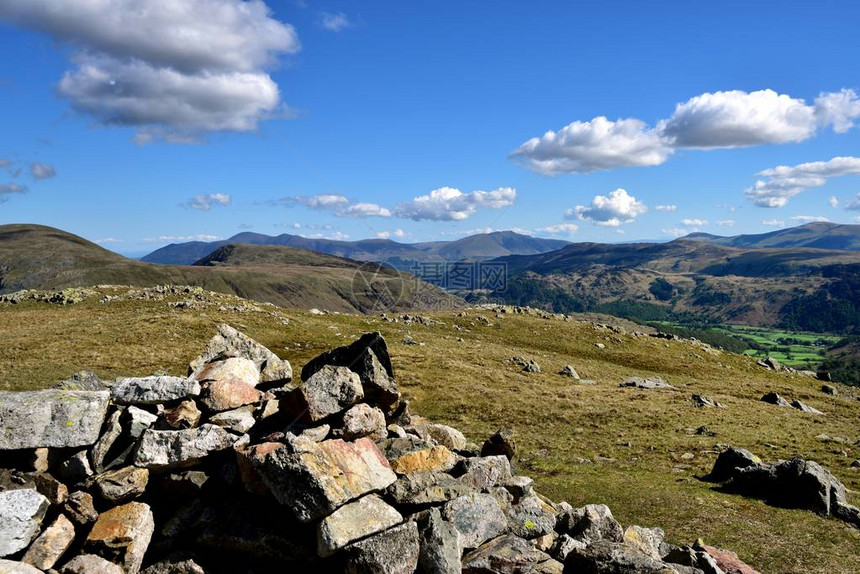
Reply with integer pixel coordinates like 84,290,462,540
252,435,397,522
284,365,364,422
442,493,508,551
84,501,154,574
316,495,402,557
344,520,419,574
342,403,387,441
0,390,110,449
112,377,200,405
21,513,75,570
187,324,292,385
94,466,149,504
134,424,238,470
0,489,49,557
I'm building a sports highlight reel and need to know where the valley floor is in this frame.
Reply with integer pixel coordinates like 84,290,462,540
1,287,859,573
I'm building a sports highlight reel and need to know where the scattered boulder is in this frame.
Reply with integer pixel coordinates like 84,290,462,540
0,489,49,557
619,377,675,390
821,384,837,396
112,377,200,406
760,392,790,407
757,357,783,371
317,495,403,557
0,390,110,449
692,394,726,408
559,365,580,379
708,447,762,482
790,399,823,415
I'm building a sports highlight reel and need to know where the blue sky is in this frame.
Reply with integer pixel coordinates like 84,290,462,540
1,1,859,256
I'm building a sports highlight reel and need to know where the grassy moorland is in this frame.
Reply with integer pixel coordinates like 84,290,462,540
1,287,859,573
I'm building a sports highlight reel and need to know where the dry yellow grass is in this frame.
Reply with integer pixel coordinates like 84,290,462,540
1,287,859,572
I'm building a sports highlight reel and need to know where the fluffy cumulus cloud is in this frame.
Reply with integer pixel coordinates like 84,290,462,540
29,162,56,179
394,187,516,221
655,204,677,212
567,188,646,226
745,156,860,207
320,12,352,32
0,1,299,143
285,194,390,218
536,223,579,236
510,117,670,175
511,89,860,174
183,193,231,211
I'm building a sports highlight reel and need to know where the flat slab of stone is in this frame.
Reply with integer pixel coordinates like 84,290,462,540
252,435,397,522
462,534,555,573
112,377,200,406
84,501,154,574
619,377,675,390
317,495,402,557
0,390,110,449
0,489,49,557
21,513,75,570
442,493,508,550
344,521,420,574
134,424,238,470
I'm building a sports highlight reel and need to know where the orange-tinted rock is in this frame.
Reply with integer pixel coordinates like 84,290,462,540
84,501,154,574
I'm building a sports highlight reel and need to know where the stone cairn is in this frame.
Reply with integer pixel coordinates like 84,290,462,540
0,325,759,574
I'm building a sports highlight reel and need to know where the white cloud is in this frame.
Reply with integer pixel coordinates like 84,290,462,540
847,193,860,211
0,1,299,142
377,229,406,239
95,237,122,244
663,228,696,238
183,193,231,211
655,204,677,212
511,89,860,174
536,223,579,236
320,12,352,32
660,89,818,148
286,194,390,218
745,156,860,207
29,162,56,179
814,89,860,133
829,195,839,208
790,215,830,223
761,219,785,227
715,219,736,227
394,186,516,221
567,188,647,226
339,202,392,217
681,218,708,226
0,182,27,202
510,117,670,174
143,234,222,243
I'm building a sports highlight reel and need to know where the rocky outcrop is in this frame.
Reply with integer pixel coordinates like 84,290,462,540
709,447,860,528
0,327,759,573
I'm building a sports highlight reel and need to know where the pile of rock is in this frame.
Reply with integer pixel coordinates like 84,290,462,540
760,392,823,414
708,447,860,528
1,325,758,573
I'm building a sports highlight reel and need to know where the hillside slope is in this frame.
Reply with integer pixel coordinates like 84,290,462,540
685,222,860,251
0,290,857,573
142,230,570,267
0,224,455,313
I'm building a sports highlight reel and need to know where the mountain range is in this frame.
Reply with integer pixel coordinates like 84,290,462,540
141,230,572,267
683,221,860,251
0,224,454,313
